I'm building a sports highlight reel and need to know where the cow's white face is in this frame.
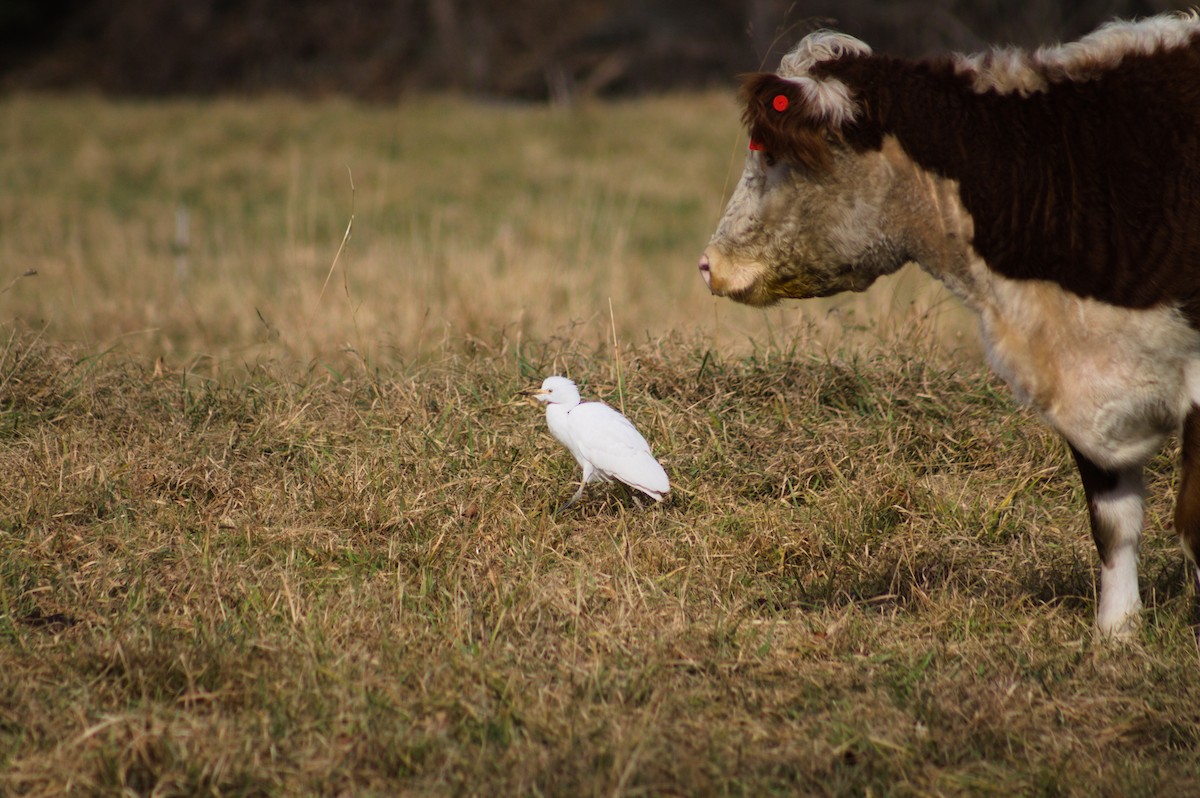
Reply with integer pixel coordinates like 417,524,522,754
700,138,909,307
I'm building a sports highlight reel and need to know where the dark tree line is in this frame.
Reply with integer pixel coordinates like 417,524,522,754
0,0,1190,100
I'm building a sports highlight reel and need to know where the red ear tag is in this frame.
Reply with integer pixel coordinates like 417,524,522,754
748,139,764,151
772,94,789,112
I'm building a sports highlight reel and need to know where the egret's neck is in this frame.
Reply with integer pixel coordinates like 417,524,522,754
544,402,575,447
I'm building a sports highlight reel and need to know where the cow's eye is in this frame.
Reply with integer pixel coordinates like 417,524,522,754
763,152,777,168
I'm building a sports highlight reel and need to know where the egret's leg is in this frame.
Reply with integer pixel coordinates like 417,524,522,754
555,464,593,515
630,488,645,510
556,482,587,515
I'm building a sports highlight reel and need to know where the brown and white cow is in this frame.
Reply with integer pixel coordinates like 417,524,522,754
700,12,1200,637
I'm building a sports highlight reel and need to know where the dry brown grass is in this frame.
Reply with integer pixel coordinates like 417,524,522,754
2,95,1198,795
0,93,972,370
2,325,1199,796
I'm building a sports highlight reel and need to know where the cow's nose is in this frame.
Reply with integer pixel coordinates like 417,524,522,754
698,253,712,289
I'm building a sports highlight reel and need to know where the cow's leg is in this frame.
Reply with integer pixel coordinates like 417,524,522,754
1174,407,1200,626
1069,444,1145,637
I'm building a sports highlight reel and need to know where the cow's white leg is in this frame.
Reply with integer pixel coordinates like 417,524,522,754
1070,445,1144,638
1093,480,1144,636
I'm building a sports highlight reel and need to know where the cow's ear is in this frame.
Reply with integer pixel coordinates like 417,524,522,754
739,72,836,172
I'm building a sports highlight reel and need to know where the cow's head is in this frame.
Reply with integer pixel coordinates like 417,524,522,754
700,32,911,306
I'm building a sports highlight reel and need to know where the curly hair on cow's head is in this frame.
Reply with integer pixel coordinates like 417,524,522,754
738,72,857,173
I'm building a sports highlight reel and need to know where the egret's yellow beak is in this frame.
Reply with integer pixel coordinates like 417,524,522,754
517,388,549,398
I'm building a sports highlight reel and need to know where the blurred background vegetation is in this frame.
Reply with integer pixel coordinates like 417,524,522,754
0,0,1193,101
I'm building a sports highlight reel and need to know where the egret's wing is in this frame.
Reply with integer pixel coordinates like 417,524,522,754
567,402,670,499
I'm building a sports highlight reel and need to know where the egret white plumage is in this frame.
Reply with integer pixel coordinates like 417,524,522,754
524,376,669,512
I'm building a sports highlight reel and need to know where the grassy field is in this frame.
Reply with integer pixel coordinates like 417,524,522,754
2,95,1199,795
0,93,970,368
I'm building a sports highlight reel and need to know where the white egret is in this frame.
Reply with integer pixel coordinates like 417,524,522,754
524,376,669,512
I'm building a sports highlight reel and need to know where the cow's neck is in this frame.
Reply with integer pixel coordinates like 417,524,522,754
825,49,1200,325
876,136,987,307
